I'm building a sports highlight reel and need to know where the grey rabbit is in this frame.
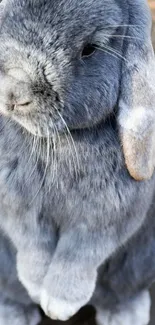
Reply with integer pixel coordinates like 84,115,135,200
0,0,155,325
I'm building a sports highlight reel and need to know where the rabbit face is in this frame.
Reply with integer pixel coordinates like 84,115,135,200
0,0,125,137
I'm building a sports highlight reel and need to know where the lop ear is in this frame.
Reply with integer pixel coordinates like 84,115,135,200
118,0,155,181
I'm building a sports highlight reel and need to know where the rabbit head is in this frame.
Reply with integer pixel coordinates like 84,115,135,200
0,0,154,182
0,0,127,137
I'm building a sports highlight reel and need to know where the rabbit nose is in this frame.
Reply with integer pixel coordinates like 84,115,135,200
0,69,33,114
6,69,33,112
7,87,33,112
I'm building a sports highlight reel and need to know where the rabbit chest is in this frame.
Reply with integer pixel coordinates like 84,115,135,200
0,117,153,244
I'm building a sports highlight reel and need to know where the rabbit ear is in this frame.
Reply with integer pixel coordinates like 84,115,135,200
118,0,155,181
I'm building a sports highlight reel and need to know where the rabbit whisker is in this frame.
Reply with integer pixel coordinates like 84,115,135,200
104,44,129,62
30,128,51,204
51,123,58,184
54,108,80,179
95,45,128,63
102,34,142,40
27,135,37,165
24,133,41,186
106,24,140,28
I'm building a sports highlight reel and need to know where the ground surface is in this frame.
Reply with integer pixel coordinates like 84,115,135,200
40,3,155,325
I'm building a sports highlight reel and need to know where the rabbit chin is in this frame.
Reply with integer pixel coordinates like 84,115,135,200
13,113,66,138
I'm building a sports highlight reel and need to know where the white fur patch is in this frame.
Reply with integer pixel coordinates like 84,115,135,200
119,102,155,137
41,289,82,321
96,290,151,325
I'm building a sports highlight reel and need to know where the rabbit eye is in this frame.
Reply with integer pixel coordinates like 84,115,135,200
81,44,96,58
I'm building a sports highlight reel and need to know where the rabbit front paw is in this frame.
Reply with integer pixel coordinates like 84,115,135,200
41,292,82,321
40,267,96,321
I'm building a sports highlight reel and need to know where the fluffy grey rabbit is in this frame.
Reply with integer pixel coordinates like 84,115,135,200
0,0,155,325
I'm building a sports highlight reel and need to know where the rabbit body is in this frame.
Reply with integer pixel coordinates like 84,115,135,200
0,0,154,324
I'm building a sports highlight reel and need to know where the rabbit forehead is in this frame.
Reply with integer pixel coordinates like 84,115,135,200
0,0,124,43
7,0,123,20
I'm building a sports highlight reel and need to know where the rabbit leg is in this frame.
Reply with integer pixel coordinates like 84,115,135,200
0,297,41,325
95,290,151,325
40,223,135,321
0,231,41,325
16,218,57,304
17,242,55,304
39,217,149,322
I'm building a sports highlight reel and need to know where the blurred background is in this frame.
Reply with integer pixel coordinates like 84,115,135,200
41,2,155,324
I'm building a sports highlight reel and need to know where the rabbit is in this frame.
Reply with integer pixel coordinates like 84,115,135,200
0,0,154,325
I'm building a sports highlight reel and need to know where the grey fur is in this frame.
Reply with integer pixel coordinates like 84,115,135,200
0,231,41,325
0,0,154,324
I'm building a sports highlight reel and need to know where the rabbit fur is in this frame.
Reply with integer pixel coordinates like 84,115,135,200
0,0,154,324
